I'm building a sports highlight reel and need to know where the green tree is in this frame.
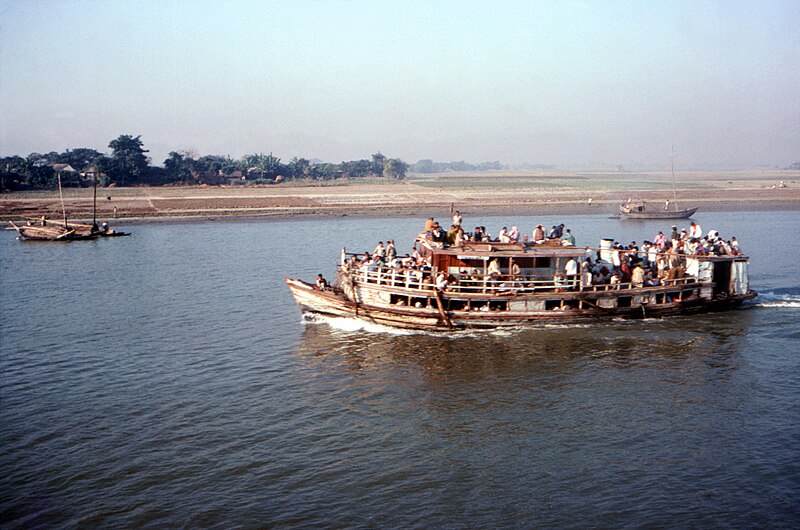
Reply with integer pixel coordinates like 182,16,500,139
107,134,150,186
0,156,26,191
58,148,103,170
163,151,194,183
383,158,409,179
371,152,386,176
287,157,311,180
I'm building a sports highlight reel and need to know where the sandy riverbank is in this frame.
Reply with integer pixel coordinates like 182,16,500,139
2,170,798,224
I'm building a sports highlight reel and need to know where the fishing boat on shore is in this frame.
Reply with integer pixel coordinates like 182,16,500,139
286,221,756,331
7,173,129,241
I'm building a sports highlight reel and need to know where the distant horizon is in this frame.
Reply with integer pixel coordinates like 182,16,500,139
4,139,796,173
5,141,797,173
2,1,798,169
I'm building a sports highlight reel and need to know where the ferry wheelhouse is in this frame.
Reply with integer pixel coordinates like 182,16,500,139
286,228,756,331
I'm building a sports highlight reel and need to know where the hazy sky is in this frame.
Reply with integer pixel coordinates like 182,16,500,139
1,0,798,169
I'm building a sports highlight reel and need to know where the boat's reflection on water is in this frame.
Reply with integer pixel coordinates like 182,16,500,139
293,310,754,382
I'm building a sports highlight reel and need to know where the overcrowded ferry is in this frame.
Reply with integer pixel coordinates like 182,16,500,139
286,217,756,330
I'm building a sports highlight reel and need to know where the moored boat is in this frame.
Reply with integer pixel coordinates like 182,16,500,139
8,218,130,241
619,148,698,219
8,173,130,241
286,221,756,331
619,200,698,219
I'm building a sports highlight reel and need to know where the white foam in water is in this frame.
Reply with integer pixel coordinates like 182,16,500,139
304,313,604,336
756,301,800,308
303,314,420,335
753,292,800,309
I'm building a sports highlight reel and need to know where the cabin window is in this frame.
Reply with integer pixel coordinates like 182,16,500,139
534,257,552,268
446,299,469,311
489,300,508,311
563,299,579,310
460,258,487,269
513,257,535,268
545,299,561,310
390,294,405,305
655,293,665,304
666,291,680,302
410,296,429,308
618,296,632,308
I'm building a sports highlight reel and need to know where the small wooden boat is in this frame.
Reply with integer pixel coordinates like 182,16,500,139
8,173,130,241
619,148,698,220
8,221,95,241
619,201,698,219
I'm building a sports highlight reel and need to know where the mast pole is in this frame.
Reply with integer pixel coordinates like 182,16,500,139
670,145,678,202
58,173,68,227
93,170,98,228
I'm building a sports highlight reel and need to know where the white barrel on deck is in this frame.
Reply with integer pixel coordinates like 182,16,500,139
599,238,614,262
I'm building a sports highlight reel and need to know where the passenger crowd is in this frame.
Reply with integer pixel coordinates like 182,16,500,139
575,220,742,290
419,211,578,247
316,214,743,294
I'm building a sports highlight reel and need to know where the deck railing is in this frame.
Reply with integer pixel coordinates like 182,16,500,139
343,265,700,295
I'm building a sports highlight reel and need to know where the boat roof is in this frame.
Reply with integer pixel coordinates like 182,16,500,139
426,240,586,258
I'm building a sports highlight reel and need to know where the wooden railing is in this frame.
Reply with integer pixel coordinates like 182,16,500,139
343,265,700,295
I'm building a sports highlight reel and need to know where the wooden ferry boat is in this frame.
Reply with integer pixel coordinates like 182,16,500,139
286,228,756,331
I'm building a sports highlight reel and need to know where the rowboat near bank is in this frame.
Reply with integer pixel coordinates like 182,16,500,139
619,148,698,219
8,218,130,241
285,220,756,331
7,173,129,241
619,200,698,219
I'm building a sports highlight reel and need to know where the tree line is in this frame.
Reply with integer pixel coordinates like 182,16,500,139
0,134,409,191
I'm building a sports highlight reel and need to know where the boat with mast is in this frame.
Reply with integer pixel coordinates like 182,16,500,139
619,148,698,219
8,172,129,241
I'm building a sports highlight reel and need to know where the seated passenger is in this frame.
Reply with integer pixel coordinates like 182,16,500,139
548,224,563,239
561,229,576,246
532,224,545,243
314,274,329,290
499,227,510,243
508,226,519,242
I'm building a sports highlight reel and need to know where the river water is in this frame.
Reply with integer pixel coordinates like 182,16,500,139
1,210,798,527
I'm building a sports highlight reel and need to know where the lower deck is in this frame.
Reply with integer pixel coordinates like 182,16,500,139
286,278,756,330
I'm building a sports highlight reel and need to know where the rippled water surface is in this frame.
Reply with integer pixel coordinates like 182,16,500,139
2,210,799,527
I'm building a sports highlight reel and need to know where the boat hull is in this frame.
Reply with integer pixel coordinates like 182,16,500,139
620,207,698,219
286,278,756,331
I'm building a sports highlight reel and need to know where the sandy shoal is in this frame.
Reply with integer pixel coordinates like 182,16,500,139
2,170,798,224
